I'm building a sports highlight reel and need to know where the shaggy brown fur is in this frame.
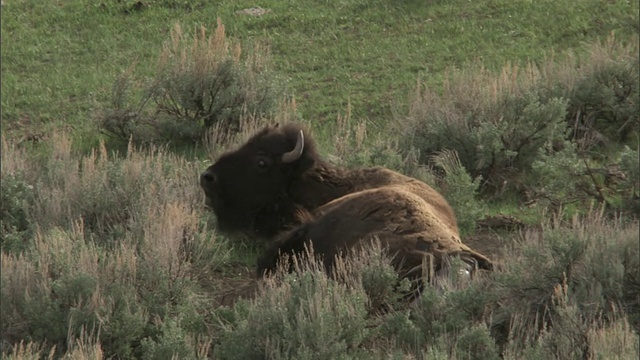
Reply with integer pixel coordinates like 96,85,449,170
200,123,492,284
288,164,460,237
257,185,492,281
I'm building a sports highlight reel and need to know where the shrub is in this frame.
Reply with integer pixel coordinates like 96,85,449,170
0,134,227,359
3,131,212,246
98,19,286,146
1,137,36,254
567,35,639,145
402,70,569,197
213,241,434,359
503,302,639,359
454,324,500,360
430,150,486,235
398,34,639,202
213,246,372,360
331,239,413,312
139,319,204,360
1,225,105,353
1,209,221,359
0,172,34,254
370,213,637,359
493,211,639,356
413,273,494,342
369,259,497,358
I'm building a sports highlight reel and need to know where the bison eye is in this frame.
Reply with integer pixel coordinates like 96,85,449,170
254,156,273,171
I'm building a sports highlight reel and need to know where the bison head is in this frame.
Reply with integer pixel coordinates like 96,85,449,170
200,124,316,237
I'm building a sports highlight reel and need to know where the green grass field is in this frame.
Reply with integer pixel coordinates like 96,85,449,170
1,0,639,358
2,0,638,141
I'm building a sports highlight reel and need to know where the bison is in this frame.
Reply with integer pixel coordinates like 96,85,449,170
200,123,492,287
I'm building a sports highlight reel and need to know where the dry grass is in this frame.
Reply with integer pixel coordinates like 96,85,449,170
158,18,272,85
1,136,30,177
398,33,638,196
1,132,205,233
587,318,639,359
202,98,300,160
4,341,50,360
0,133,226,358
2,81,639,359
98,17,285,145
407,33,638,128
495,209,639,358
5,328,105,360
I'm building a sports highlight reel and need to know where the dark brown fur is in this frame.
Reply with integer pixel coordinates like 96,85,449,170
200,123,492,282
201,124,458,237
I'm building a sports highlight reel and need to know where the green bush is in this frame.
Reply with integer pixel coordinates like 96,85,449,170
139,319,199,360
528,141,589,207
455,324,500,360
567,40,639,145
415,275,494,341
98,20,286,146
529,142,640,214
430,150,486,235
0,172,34,254
0,134,227,359
401,66,569,196
493,212,639,356
399,35,639,204
213,248,372,360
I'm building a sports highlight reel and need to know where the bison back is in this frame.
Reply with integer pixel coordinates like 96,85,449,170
258,186,492,279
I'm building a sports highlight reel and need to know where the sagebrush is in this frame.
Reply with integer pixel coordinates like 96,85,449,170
398,34,639,209
98,18,287,146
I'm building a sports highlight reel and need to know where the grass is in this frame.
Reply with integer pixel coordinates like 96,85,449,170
2,127,638,358
1,0,639,358
2,0,638,145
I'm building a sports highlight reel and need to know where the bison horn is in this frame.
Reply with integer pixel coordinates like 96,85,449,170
281,130,304,163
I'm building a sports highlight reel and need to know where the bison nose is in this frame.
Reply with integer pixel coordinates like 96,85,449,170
200,171,217,187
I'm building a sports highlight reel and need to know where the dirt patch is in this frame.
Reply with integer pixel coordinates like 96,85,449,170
466,214,535,266
236,7,271,17
464,229,510,264
465,222,546,270
203,261,258,307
